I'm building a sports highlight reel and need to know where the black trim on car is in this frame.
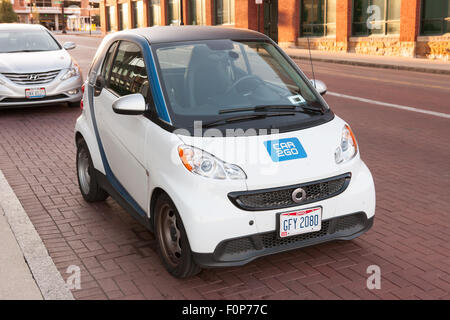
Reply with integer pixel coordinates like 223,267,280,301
228,172,352,211
0,94,68,103
94,169,154,232
193,212,374,268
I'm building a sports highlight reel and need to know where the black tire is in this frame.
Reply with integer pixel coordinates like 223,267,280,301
154,193,201,278
76,139,109,202
68,101,81,108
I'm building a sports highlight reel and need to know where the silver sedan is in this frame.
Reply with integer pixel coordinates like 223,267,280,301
0,24,83,108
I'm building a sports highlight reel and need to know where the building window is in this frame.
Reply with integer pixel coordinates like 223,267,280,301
215,0,235,25
106,6,111,31
35,0,52,7
148,0,161,26
189,0,206,25
352,0,401,36
107,5,115,31
300,0,336,37
118,3,129,30
168,0,180,25
132,1,144,28
421,0,450,35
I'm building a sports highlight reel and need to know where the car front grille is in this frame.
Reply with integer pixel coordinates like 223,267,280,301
215,212,369,262
228,173,351,211
1,70,61,85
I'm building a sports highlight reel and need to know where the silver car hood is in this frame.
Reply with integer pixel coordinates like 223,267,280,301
0,49,71,73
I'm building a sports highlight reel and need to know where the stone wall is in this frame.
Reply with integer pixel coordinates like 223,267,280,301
296,38,347,52
348,37,406,57
416,36,450,61
295,35,450,61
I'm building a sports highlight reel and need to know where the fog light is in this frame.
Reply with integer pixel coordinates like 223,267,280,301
67,89,78,95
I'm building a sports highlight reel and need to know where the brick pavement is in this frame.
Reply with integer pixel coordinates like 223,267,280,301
0,86,449,300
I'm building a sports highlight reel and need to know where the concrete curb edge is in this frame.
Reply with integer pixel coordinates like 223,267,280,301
0,170,74,300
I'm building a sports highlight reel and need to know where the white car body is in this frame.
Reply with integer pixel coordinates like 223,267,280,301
0,24,82,108
75,27,375,271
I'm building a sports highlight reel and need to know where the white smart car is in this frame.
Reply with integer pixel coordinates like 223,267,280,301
75,27,375,278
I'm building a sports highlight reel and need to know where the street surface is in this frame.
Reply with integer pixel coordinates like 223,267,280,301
0,34,448,299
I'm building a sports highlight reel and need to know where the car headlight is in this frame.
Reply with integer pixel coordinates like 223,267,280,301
61,61,80,80
178,145,247,180
335,124,358,164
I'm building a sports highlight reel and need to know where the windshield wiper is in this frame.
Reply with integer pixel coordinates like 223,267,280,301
219,104,324,115
203,112,296,128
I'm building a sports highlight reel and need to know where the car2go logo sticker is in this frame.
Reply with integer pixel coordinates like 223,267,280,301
264,137,307,162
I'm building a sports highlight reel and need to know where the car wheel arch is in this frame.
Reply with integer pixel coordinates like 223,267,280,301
75,131,84,146
149,187,167,231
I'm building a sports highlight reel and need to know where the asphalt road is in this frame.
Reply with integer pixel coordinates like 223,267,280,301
0,34,448,300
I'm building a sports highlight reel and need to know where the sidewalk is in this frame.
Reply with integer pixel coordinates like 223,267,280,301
52,30,103,38
284,47,450,75
0,206,42,299
0,170,73,300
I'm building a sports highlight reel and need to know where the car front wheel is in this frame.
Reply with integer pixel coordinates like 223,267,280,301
154,193,201,278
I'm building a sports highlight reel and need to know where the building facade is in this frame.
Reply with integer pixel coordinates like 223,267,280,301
99,0,449,60
13,0,100,31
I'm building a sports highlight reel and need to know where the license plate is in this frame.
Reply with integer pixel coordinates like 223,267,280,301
25,88,46,99
278,207,322,238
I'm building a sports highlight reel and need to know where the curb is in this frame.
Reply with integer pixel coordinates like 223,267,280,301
288,53,450,75
0,170,74,300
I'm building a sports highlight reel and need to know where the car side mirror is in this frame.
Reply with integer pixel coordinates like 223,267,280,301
112,93,147,115
310,79,327,95
63,42,76,50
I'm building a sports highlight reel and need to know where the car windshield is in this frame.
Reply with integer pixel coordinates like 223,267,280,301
152,39,330,132
0,30,61,53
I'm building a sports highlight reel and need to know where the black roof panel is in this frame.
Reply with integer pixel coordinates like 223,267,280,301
129,26,270,44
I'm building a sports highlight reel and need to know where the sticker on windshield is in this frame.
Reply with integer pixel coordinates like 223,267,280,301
264,138,307,162
288,95,306,105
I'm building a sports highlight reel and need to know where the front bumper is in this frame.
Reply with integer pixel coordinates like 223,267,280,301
164,157,376,255
0,72,82,108
193,212,373,267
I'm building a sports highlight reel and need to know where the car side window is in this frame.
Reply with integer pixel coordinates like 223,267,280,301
102,42,118,81
107,41,150,97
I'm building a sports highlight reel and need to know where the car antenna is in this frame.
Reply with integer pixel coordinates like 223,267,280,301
307,37,316,88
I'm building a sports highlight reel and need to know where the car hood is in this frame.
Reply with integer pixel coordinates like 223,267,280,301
177,116,356,190
0,49,71,73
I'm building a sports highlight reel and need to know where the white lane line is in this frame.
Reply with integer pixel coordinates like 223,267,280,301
327,91,450,119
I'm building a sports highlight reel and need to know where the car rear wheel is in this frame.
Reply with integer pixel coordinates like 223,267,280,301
76,139,108,202
154,193,201,278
